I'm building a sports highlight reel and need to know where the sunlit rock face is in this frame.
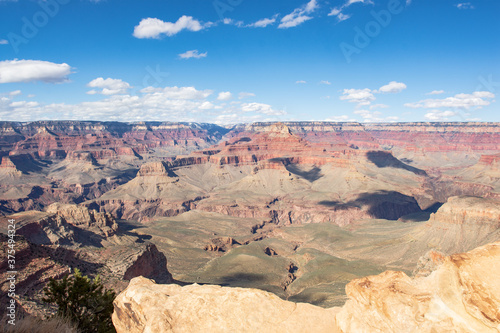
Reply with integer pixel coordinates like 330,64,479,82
112,241,500,333
112,276,339,333
336,241,500,333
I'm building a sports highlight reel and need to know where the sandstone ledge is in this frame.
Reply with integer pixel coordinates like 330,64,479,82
113,241,500,333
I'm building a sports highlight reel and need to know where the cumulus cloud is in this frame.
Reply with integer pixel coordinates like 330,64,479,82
369,104,389,110
217,91,232,101
354,109,398,122
325,115,356,122
456,2,474,9
328,0,373,22
9,90,21,96
296,80,307,84
0,39,8,45
139,86,213,99
87,78,131,95
320,80,331,85
0,85,285,124
377,81,407,93
238,92,255,99
424,110,459,121
404,91,495,109
0,60,73,84
241,102,285,115
133,16,206,38
248,16,277,28
279,0,318,28
340,88,375,106
426,90,445,95
179,50,207,59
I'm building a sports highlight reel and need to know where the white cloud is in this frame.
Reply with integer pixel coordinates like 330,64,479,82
320,80,331,85
369,103,389,109
340,88,375,106
296,80,307,84
139,86,213,99
424,110,459,121
456,2,474,9
328,8,342,16
279,0,318,29
248,16,277,28
405,91,495,109
241,102,285,115
179,50,207,59
9,101,39,108
217,91,232,101
337,13,351,21
133,16,206,39
328,0,373,21
238,92,255,99
0,85,285,124
377,81,407,93
0,39,8,45
325,115,356,122
9,90,21,96
87,77,131,95
354,109,398,122
0,60,72,84
347,0,374,5
426,90,445,95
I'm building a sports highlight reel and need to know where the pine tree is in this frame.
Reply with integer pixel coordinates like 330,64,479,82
43,268,116,333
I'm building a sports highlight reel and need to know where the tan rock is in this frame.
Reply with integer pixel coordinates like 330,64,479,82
113,242,500,333
112,277,339,333
336,241,500,333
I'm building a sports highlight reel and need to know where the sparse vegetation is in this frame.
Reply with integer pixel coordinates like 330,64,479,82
42,268,116,333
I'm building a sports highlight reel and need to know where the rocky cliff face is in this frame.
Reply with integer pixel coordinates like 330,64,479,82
0,204,174,318
0,121,229,160
112,276,339,333
112,241,500,333
409,196,500,255
336,241,500,332
1,204,118,246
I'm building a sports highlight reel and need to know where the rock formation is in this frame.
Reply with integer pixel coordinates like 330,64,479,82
336,241,500,332
112,241,500,333
112,276,339,333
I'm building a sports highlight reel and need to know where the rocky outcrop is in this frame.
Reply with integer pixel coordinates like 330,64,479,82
0,204,118,246
104,243,173,284
429,196,500,226
112,241,500,333
410,196,500,254
336,241,500,332
112,276,339,333
46,202,118,238
203,237,240,252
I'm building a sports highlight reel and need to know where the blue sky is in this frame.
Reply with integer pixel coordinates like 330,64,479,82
0,0,498,124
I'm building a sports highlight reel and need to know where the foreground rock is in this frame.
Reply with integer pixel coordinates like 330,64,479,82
113,241,500,333
112,276,339,333
337,241,500,332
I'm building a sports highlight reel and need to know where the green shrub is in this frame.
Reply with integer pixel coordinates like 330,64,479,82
42,269,116,333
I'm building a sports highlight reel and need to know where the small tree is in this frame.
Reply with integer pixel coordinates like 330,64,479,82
43,268,116,333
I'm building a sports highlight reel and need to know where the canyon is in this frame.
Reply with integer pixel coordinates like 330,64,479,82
0,120,499,330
